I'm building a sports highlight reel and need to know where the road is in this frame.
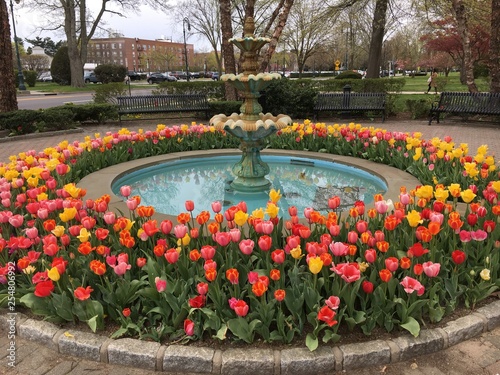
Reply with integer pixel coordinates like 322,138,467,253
17,92,94,110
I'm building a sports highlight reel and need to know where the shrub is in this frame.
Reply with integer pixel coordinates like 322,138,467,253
72,103,119,123
0,109,39,135
259,78,318,118
405,98,434,119
335,71,363,80
92,83,128,104
51,46,71,85
24,70,38,87
153,80,225,100
38,107,76,131
94,64,128,84
209,101,243,116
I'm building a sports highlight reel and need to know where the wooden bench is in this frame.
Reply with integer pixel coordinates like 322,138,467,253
117,94,210,121
428,92,500,125
314,89,386,122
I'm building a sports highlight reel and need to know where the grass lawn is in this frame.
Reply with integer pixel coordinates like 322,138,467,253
396,72,490,92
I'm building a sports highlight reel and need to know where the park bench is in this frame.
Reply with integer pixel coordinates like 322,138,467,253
314,87,386,122
428,92,500,125
117,94,210,121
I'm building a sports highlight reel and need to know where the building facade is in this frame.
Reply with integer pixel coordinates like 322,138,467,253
87,36,194,73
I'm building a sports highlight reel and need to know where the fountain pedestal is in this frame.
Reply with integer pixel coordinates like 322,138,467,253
210,17,291,193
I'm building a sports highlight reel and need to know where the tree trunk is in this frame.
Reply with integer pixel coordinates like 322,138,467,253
0,0,18,112
365,0,388,79
260,0,294,73
219,0,237,100
490,0,500,93
451,0,477,92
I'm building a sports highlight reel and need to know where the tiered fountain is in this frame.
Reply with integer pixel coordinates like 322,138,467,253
210,17,292,193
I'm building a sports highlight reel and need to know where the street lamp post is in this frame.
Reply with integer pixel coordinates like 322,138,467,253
10,0,26,91
183,17,191,82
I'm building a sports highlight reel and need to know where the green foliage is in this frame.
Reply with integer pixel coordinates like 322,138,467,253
260,78,319,118
24,70,38,87
153,80,225,100
92,83,128,104
38,107,76,131
0,109,39,135
209,101,243,116
335,71,363,80
405,98,434,119
94,64,128,84
72,103,119,123
51,46,71,85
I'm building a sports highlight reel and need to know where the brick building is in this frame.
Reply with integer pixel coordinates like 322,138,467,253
87,36,194,73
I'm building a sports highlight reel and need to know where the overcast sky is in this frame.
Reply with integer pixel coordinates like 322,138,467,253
10,1,211,52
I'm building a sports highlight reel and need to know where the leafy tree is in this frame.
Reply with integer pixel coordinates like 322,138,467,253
0,0,18,112
489,0,500,93
51,46,71,85
94,64,127,83
23,54,50,73
25,36,63,57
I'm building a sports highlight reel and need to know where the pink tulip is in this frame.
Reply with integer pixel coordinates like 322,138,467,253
200,245,216,260
8,214,23,227
471,230,488,241
328,196,340,210
329,224,341,236
238,239,254,255
400,276,425,296
364,249,377,263
165,248,179,264
229,228,241,243
25,227,39,239
325,296,340,310
155,277,167,292
211,200,222,213
173,224,188,239
422,261,441,278
119,185,132,197
184,319,195,336
160,220,173,234
233,300,249,317
185,200,195,212
385,257,399,272
347,231,358,244
103,212,116,225
247,271,259,284
260,220,274,235
329,241,349,257
112,262,131,276
214,231,231,246
126,197,139,211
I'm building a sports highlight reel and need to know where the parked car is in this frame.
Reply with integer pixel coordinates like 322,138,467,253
84,72,101,84
127,71,142,81
147,72,176,84
212,72,220,81
37,72,53,82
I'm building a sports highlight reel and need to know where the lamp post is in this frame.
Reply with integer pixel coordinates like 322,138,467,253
183,17,191,82
10,0,26,91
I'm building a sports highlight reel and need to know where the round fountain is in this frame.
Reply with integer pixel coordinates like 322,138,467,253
210,17,292,193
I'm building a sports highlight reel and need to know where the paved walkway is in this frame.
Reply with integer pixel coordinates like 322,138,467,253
1,115,500,375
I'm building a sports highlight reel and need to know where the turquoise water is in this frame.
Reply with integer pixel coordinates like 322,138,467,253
112,155,387,217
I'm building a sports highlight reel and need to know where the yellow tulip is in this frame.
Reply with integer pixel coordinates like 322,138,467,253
406,210,423,228
265,202,279,219
251,208,264,220
460,189,476,204
181,234,191,246
234,210,249,226
308,257,323,274
433,187,449,202
269,189,282,204
491,181,500,193
480,269,491,281
51,226,65,237
290,246,303,259
63,183,81,199
48,267,60,282
59,207,77,222
77,228,91,243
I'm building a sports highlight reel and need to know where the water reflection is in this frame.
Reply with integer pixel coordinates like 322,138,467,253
112,156,387,217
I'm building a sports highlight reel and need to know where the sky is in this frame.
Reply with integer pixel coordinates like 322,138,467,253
10,1,212,52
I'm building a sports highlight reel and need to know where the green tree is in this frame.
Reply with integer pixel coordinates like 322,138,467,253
25,36,63,57
51,46,71,85
94,64,127,83
0,0,18,112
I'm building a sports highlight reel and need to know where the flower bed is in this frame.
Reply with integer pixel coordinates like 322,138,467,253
0,121,499,351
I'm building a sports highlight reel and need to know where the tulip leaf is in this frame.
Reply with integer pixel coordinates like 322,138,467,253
213,325,227,341
20,293,52,316
400,316,420,337
306,333,318,351
51,292,74,322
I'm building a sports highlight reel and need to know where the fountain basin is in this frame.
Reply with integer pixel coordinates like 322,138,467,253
77,150,421,222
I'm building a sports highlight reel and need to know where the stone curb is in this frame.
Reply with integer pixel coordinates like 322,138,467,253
2,300,500,374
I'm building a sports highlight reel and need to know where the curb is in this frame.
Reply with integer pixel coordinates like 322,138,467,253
3,300,500,374
0,128,84,144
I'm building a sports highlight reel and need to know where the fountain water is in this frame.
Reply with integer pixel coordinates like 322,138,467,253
210,17,292,193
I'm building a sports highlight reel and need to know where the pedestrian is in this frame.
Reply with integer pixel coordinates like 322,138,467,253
425,69,438,94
